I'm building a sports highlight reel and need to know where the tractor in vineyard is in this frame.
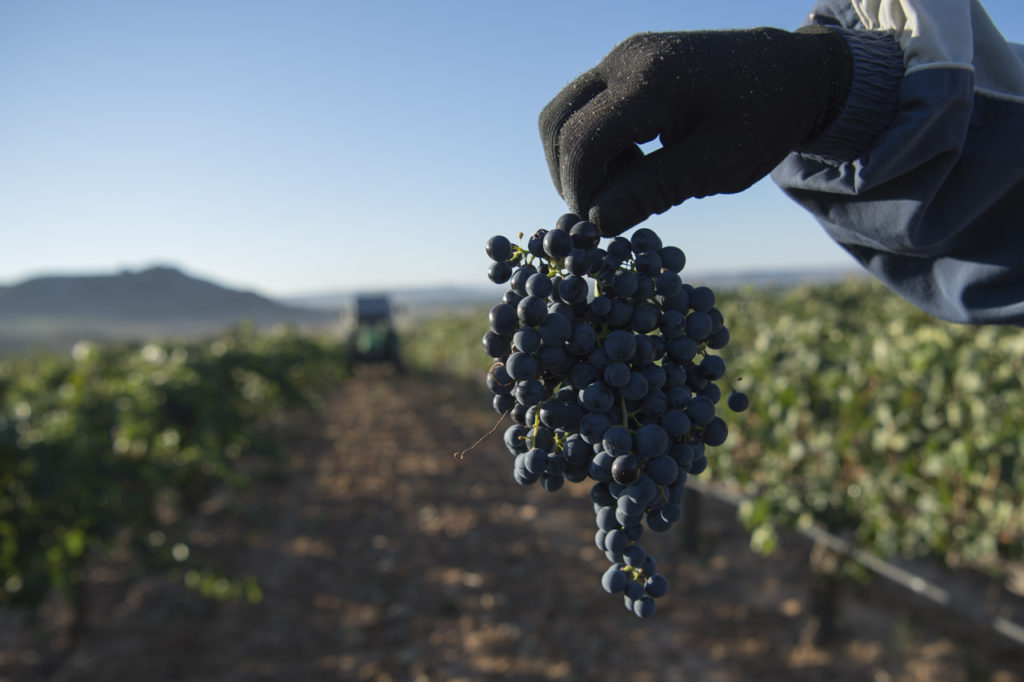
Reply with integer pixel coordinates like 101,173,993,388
346,295,401,370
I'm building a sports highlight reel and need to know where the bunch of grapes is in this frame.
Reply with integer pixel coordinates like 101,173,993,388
482,213,748,618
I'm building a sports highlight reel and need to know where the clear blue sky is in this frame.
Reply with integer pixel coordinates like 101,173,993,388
3,1,1024,297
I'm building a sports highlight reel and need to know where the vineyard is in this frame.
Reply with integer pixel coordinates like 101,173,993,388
2,277,1024,680
0,326,348,636
408,277,1024,573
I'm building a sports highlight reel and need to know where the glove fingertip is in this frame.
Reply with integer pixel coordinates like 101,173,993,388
588,202,636,238
540,70,608,199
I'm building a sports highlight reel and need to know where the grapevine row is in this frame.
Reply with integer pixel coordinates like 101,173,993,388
0,325,347,629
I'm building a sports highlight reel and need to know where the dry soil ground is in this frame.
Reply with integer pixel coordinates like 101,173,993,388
1,370,1022,681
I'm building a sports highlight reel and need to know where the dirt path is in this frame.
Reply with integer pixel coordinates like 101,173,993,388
1,371,1021,681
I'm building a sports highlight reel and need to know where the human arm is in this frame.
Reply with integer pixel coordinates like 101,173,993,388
540,0,1024,325
772,0,1024,325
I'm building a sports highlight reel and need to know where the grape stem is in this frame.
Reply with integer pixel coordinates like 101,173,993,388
622,564,647,582
452,410,509,460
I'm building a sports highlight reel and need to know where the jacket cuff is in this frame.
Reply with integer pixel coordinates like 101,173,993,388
796,26,905,160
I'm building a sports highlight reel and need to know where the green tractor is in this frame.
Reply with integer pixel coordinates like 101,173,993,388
348,295,401,369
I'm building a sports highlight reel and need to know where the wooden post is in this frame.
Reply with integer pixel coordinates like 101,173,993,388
681,486,702,553
68,570,89,650
802,538,843,646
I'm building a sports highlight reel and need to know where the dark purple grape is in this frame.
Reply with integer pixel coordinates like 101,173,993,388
523,448,547,474
543,228,574,259
559,275,589,304
603,362,631,388
538,313,572,346
601,565,629,594
589,295,612,317
646,455,679,486
708,307,725,332
645,574,669,598
555,212,581,231
591,482,616,507
687,396,716,426
611,454,641,484
539,400,568,428
528,230,547,257
513,379,544,407
505,352,537,380
486,363,513,395
699,355,727,381
604,330,637,362
565,248,591,276
482,331,510,359
632,275,656,300
728,391,750,412
492,393,515,415
663,289,690,313
607,237,631,260
517,295,548,326
689,285,715,312
536,345,566,371
504,424,529,454
567,321,597,356
513,327,541,354
563,434,594,465
658,246,686,272
488,261,512,284
525,272,553,297
707,326,730,349
570,220,601,249
607,298,634,328
612,270,638,297
579,381,615,413
489,303,517,335
685,311,712,341
541,473,564,492
659,309,685,338
656,271,682,297
703,417,729,446
486,235,513,262
630,303,660,333
604,529,629,554
666,386,692,410
579,411,610,444
634,424,669,459
623,544,647,567
602,426,632,457
662,409,691,439
630,228,662,253
634,251,662,276
620,372,649,401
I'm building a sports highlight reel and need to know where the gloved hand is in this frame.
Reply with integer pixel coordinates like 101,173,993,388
539,26,853,236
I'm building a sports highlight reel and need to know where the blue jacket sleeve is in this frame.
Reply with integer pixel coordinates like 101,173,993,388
771,0,1024,325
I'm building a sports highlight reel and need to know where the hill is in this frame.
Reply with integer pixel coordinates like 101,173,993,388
0,266,335,355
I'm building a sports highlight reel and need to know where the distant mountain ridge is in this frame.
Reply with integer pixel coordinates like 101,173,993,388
0,266,334,355
0,266,330,322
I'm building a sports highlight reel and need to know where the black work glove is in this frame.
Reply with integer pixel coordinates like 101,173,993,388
539,26,852,236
